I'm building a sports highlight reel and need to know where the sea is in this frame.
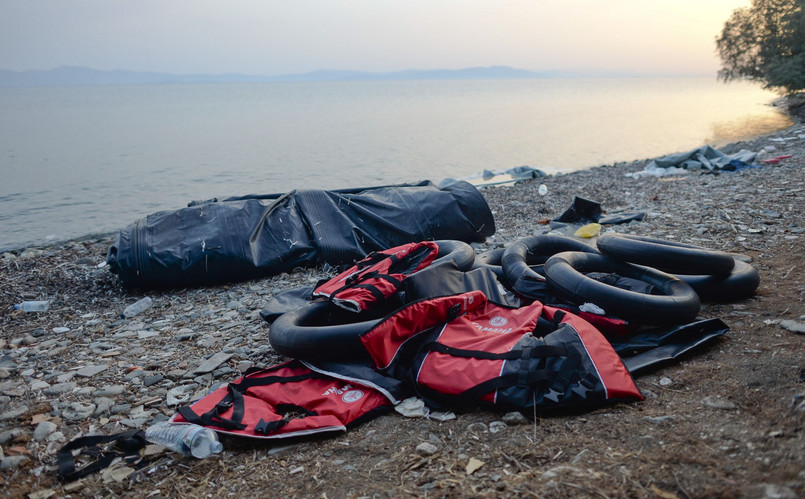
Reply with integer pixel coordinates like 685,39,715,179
0,77,792,252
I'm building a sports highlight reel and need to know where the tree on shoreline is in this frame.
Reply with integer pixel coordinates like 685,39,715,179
716,0,805,94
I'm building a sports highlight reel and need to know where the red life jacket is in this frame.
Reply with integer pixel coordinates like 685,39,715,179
173,360,392,439
360,291,642,410
313,241,439,312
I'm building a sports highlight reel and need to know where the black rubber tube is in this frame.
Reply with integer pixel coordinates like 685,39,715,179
430,240,476,272
501,235,599,298
676,259,760,302
543,251,701,326
471,248,506,279
269,240,475,360
269,300,380,360
597,233,735,276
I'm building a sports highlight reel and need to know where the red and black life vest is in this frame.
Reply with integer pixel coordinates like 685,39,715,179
360,291,642,410
313,241,439,312
173,360,392,439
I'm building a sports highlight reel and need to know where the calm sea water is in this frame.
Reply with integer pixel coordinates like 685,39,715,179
0,78,792,251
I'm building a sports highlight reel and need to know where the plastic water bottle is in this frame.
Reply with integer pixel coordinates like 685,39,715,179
13,300,50,312
144,422,223,458
121,297,153,318
538,184,548,196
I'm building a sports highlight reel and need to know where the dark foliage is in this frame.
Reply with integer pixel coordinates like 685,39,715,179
716,0,805,94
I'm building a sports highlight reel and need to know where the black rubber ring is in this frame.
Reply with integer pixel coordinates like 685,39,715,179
597,233,735,276
676,259,760,302
543,251,701,326
501,235,600,299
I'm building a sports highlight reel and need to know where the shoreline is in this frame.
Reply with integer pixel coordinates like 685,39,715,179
3,106,802,257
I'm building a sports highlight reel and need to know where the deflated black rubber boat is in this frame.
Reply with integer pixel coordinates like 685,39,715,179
106,181,495,289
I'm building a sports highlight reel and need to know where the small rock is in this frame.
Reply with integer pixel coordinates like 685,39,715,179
753,484,798,499
427,410,456,422
33,421,57,441
0,405,29,421
94,397,116,416
62,402,97,421
95,385,126,396
489,421,508,433
643,416,675,424
143,374,164,387
780,320,805,334
502,411,528,425
193,352,233,374
76,364,108,377
415,442,438,456
0,428,26,445
701,395,737,410
0,455,29,470
466,422,488,433
29,380,50,391
52,327,70,334
659,377,673,386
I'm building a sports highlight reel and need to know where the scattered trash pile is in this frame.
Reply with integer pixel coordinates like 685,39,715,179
626,144,798,178
58,195,761,481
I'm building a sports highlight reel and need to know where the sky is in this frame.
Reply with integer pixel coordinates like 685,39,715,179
0,0,751,77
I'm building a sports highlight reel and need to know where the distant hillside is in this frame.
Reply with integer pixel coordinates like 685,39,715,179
0,65,547,86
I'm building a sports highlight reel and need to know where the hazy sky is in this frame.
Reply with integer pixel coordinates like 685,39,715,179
0,0,750,76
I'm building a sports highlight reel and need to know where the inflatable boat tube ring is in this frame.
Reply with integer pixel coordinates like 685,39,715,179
597,233,735,276
501,235,599,297
543,251,700,326
676,259,760,302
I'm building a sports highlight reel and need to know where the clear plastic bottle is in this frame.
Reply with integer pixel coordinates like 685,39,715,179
13,300,50,312
144,422,223,458
121,297,153,318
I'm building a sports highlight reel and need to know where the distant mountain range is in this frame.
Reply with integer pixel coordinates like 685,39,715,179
0,65,582,87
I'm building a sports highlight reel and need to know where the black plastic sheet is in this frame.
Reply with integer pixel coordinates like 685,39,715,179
106,181,495,289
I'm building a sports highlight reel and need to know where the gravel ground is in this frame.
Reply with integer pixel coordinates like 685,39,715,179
1,117,804,498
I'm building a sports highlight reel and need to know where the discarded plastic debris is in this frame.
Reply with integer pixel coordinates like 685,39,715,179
121,297,152,319
144,422,223,458
574,223,601,238
13,300,50,312
394,397,428,418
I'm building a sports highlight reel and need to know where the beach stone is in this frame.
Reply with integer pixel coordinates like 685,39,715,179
0,428,26,445
502,411,528,425
193,352,233,374
94,397,115,416
62,402,96,421
466,422,488,433
0,405,29,421
415,442,439,456
489,421,508,434
76,364,108,377
95,384,125,396
33,421,57,441
42,381,75,395
780,320,805,334
0,455,29,470
29,380,50,391
52,327,70,334
701,396,737,410
659,377,673,386
644,416,676,424
143,374,164,387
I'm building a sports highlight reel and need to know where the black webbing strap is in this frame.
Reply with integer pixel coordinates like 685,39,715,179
422,342,567,361
57,429,146,482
